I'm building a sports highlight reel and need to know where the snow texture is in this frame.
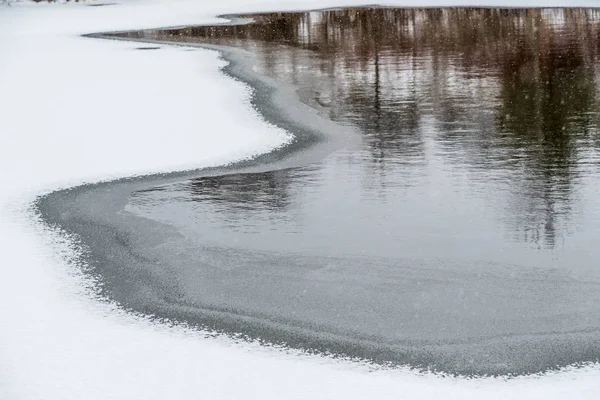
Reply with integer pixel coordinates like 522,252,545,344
1,0,600,399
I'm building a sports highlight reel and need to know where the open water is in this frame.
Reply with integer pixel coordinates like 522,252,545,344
41,8,600,375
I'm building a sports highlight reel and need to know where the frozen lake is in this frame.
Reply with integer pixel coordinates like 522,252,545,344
40,7,600,376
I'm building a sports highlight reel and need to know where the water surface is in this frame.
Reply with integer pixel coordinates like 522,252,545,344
51,8,600,375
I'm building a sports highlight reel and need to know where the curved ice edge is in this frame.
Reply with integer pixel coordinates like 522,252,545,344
34,11,600,378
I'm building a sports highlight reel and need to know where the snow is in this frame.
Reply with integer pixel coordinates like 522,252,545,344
1,0,600,399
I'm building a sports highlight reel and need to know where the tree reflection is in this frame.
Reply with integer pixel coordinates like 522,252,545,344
120,8,600,248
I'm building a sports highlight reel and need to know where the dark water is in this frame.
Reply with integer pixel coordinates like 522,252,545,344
52,8,600,375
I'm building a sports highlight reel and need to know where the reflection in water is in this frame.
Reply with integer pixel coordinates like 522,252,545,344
116,8,600,374
120,8,600,250
188,170,295,231
496,39,596,248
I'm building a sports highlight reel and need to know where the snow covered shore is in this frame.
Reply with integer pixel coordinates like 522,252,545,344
2,0,600,399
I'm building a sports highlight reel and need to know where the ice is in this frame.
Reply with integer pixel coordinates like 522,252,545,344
1,1,600,399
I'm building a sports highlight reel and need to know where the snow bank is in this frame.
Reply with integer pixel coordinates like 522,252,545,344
1,0,600,399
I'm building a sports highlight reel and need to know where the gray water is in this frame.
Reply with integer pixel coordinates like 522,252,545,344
41,8,600,376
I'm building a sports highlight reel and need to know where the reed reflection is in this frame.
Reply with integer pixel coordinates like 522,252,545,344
186,170,296,230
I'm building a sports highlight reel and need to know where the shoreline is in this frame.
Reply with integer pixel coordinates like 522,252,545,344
36,8,600,377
